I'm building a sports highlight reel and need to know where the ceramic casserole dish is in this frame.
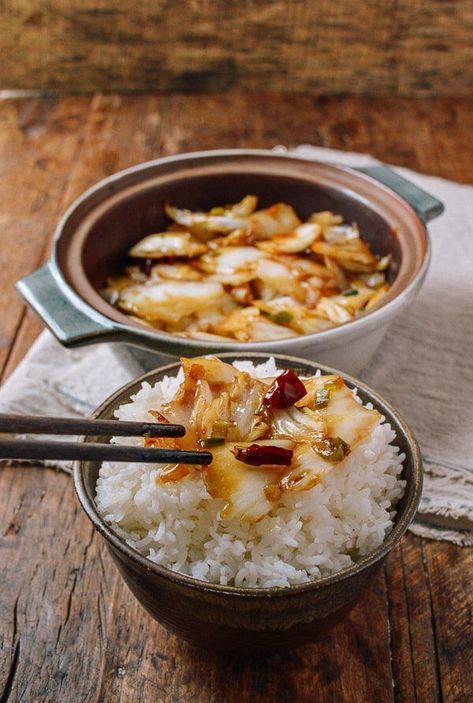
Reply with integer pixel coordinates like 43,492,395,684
17,150,443,375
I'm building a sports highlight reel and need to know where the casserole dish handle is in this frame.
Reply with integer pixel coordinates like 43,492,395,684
17,264,119,347
356,165,444,222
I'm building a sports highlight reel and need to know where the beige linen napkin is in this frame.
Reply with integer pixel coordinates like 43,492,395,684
0,146,472,546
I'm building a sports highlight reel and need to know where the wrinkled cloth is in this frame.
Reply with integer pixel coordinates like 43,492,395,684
1,146,472,546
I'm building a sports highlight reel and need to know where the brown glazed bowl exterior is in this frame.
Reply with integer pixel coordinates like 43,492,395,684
73,353,422,656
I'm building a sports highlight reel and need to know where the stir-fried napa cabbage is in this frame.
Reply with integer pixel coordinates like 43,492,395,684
145,357,380,522
103,196,391,340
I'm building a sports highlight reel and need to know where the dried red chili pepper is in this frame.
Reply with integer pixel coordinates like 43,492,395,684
233,444,293,466
263,369,307,409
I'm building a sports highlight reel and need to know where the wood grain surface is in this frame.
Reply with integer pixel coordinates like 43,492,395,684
1,2,473,96
0,93,472,702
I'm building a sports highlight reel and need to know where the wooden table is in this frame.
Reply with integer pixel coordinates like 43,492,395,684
0,94,472,703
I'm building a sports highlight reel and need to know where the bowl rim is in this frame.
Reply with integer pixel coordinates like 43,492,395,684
73,352,423,598
52,149,431,352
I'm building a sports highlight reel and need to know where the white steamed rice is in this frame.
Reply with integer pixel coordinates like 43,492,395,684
95,358,405,588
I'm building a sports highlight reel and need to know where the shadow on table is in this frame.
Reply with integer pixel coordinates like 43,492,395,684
148,572,392,702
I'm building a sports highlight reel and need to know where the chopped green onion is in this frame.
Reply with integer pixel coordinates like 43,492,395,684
314,387,330,409
342,289,359,297
199,436,225,447
209,206,225,216
212,420,230,435
270,310,293,325
314,436,350,463
323,379,339,392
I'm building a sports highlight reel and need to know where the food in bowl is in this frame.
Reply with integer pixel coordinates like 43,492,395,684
96,356,405,588
102,196,391,342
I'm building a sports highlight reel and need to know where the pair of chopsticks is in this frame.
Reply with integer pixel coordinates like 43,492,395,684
0,413,212,465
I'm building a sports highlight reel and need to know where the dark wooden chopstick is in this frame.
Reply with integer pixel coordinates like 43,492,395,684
0,438,213,465
0,413,213,464
0,413,185,438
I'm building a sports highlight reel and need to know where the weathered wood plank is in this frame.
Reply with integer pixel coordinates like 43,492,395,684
0,94,163,382
0,97,88,376
155,93,473,184
0,1,472,96
384,536,442,702
422,539,473,703
0,466,111,702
